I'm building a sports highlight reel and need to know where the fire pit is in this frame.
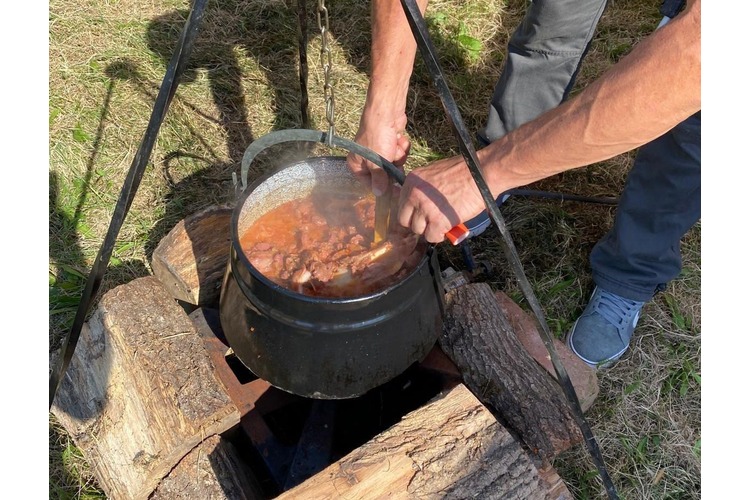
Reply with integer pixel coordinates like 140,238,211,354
51,203,592,500
197,306,455,495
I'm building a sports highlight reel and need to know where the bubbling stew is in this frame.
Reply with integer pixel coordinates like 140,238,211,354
240,188,424,298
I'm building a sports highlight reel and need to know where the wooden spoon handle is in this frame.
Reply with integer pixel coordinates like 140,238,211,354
373,185,393,245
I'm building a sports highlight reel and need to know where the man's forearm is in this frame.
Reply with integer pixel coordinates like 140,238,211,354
364,0,429,119
481,0,701,194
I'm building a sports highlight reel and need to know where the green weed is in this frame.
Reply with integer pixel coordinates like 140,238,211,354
663,358,701,397
456,22,483,62
663,293,692,331
50,443,107,500
692,438,701,459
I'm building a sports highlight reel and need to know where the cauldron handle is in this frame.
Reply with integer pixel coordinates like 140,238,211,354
236,129,405,194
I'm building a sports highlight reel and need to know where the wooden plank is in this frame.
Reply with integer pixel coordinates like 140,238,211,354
151,204,232,307
440,282,585,465
51,276,240,500
277,384,571,499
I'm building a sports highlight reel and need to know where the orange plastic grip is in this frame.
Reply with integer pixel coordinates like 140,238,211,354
445,223,470,246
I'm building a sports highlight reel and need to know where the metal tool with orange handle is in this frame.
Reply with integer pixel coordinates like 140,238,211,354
372,178,471,246
445,222,470,245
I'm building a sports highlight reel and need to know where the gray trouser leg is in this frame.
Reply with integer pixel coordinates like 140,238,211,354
478,0,608,143
591,112,702,302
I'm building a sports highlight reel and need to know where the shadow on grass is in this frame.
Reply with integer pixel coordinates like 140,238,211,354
138,0,311,260
49,75,149,500
49,72,151,352
133,0,523,260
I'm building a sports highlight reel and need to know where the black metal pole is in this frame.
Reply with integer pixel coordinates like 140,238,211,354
297,0,310,129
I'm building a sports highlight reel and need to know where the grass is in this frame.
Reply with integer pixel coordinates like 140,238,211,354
49,0,700,498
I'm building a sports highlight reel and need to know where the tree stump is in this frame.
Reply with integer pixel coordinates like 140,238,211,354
440,282,586,465
494,291,599,412
150,205,232,307
50,276,241,500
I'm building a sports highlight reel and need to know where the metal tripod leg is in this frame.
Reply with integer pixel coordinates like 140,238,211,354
49,0,210,408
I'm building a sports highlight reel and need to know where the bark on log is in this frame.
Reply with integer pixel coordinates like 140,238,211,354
151,434,264,500
151,205,232,307
440,283,583,465
495,291,599,412
50,276,240,500
277,384,572,500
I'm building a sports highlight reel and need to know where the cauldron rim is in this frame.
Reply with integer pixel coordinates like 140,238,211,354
230,155,432,304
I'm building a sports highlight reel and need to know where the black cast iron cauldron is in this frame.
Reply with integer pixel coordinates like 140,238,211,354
219,130,445,399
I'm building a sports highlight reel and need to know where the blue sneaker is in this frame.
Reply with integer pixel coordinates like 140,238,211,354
463,193,511,237
567,286,645,369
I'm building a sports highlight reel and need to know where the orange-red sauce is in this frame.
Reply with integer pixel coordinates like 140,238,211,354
240,190,421,297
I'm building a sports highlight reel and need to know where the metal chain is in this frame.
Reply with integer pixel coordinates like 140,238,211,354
317,0,335,145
